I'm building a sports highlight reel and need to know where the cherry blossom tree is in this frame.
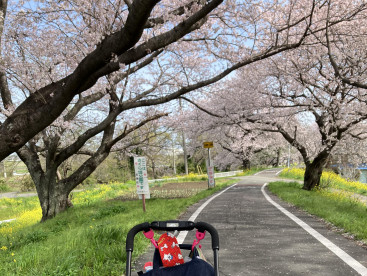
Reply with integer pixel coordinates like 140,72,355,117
324,1,367,91
235,1,367,190
215,0,367,189
176,0,367,190
0,0,318,162
0,0,217,158
10,18,172,220
328,134,367,180
222,54,367,191
124,119,174,178
175,95,285,171
266,2,367,190
177,0,367,188
17,96,168,221
2,0,345,220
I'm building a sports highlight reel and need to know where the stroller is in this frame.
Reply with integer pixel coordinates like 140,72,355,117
125,220,219,276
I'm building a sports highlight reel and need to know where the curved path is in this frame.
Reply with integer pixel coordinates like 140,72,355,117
134,169,367,275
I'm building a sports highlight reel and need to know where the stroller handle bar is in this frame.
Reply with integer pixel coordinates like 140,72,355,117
126,220,219,253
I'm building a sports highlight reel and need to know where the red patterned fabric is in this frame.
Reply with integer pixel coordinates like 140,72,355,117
157,233,184,267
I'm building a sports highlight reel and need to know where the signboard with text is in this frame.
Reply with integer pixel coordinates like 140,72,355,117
203,142,214,148
134,156,150,199
206,160,215,188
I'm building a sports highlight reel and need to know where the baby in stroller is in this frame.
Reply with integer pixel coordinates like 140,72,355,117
125,220,219,276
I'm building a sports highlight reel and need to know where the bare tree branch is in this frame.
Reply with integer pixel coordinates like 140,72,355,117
60,112,168,191
179,96,223,118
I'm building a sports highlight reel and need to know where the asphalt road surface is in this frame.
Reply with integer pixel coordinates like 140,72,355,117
132,169,367,275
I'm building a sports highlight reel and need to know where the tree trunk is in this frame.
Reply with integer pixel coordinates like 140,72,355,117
152,161,157,179
303,161,324,190
19,114,166,222
36,175,73,222
276,148,281,167
242,159,251,170
39,191,72,222
302,148,332,190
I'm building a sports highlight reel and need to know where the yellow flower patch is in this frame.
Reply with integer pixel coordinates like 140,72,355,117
0,208,42,236
282,168,367,194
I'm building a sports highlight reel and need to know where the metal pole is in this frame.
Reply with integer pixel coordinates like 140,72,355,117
287,144,290,168
208,148,211,167
213,249,219,276
142,194,146,212
207,148,215,188
126,251,132,276
173,147,176,175
182,130,188,175
0,161,4,178
179,99,188,175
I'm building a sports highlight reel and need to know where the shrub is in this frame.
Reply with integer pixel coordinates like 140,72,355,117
0,179,10,192
81,175,98,186
19,175,35,192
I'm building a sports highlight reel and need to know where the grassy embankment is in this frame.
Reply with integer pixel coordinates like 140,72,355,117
0,169,260,276
268,168,367,244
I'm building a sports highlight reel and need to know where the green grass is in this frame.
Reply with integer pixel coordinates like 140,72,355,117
0,197,40,221
0,183,133,221
0,178,237,276
149,173,208,184
268,181,367,243
0,182,11,192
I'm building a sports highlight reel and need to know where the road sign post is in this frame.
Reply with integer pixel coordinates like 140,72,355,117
134,157,150,212
203,142,215,188
206,160,215,188
203,142,214,149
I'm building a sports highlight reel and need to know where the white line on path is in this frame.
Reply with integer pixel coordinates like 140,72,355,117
0,218,16,225
177,184,237,244
261,183,367,276
254,169,282,176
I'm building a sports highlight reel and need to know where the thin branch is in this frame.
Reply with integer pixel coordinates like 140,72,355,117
179,96,223,118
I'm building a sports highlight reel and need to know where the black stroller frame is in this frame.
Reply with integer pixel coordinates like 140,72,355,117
125,220,219,276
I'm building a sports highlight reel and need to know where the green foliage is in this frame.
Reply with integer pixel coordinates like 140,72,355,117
81,174,98,186
94,155,134,183
0,178,11,192
268,181,367,243
0,175,36,193
19,175,35,192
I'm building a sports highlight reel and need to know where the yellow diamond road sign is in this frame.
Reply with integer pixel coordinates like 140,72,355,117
203,142,214,148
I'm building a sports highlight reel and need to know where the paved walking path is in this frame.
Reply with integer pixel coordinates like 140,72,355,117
132,169,367,275
0,191,37,198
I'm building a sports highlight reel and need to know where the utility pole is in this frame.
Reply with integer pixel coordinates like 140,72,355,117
287,144,291,168
172,141,177,175
0,161,5,178
203,141,215,188
182,132,188,175
179,99,188,175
